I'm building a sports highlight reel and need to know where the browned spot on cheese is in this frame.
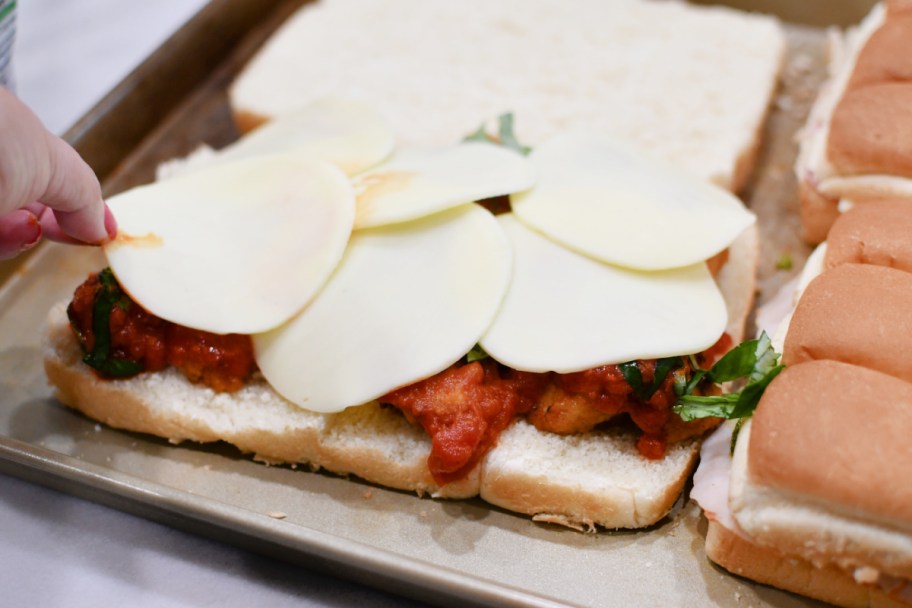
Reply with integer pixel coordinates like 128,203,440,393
354,171,416,219
110,232,164,248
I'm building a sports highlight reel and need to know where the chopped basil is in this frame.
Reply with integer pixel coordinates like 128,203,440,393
775,253,793,271
463,112,531,156
672,331,784,449
496,113,531,156
621,356,682,401
81,268,144,377
463,123,489,144
465,343,490,363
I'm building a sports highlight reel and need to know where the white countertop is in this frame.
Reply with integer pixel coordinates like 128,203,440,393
3,2,424,605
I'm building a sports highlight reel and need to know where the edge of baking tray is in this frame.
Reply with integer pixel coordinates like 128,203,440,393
0,435,568,608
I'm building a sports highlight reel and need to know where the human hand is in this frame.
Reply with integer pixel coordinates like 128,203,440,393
0,86,116,260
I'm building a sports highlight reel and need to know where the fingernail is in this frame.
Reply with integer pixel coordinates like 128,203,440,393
104,204,117,240
19,213,42,251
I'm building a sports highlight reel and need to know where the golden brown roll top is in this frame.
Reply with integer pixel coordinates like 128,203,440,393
825,199,912,272
845,12,912,90
783,263,912,381
796,4,912,244
826,8,912,179
829,85,912,178
749,360,912,527
828,84,912,178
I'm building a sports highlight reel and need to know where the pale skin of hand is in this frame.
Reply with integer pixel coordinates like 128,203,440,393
0,86,116,259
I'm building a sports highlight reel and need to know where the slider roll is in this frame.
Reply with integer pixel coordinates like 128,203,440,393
747,360,912,535
825,200,912,272
782,263,912,383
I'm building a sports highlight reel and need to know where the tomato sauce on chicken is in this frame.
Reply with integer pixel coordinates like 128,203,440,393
68,271,256,392
67,270,730,484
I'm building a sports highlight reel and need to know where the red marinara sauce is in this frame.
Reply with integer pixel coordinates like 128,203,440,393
381,360,549,486
67,271,256,392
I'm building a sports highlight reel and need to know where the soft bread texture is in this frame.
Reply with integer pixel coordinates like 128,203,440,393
229,0,785,192
825,199,912,272
479,421,699,530
795,2,912,243
44,225,757,529
44,307,478,499
705,520,911,608
782,263,912,382
729,364,912,581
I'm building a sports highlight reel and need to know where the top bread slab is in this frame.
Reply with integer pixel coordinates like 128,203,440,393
229,0,785,192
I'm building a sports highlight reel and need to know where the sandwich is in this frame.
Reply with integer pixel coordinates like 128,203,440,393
692,199,912,605
44,0,788,530
795,0,912,243
45,96,761,530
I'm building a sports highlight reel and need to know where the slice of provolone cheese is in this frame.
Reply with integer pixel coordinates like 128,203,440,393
479,214,728,373
353,142,535,229
511,131,755,270
105,155,354,335
218,97,395,175
254,204,511,412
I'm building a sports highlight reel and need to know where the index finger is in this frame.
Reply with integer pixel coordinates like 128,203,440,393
38,131,111,244
0,87,110,244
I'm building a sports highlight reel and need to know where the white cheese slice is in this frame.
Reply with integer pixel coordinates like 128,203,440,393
352,142,535,229
219,97,395,175
479,214,728,372
105,155,354,335
510,131,755,270
254,204,511,412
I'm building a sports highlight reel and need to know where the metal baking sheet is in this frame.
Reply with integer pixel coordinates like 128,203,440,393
0,1,868,606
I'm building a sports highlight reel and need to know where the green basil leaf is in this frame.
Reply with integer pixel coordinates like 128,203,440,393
462,113,532,156
706,338,759,383
463,123,489,144
730,417,746,455
682,368,708,397
81,268,144,378
673,393,739,421
621,357,682,401
730,364,784,419
645,356,681,399
496,113,531,156
465,343,490,363
750,332,780,384
619,361,646,399
673,331,783,429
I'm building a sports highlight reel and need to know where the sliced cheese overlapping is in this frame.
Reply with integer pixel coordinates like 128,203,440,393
479,214,728,373
105,155,354,335
510,132,755,270
254,204,511,412
352,142,535,229
218,98,395,175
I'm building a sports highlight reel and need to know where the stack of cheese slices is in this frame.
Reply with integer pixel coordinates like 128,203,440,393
796,0,912,243
44,0,790,531
46,96,759,529
693,198,912,606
